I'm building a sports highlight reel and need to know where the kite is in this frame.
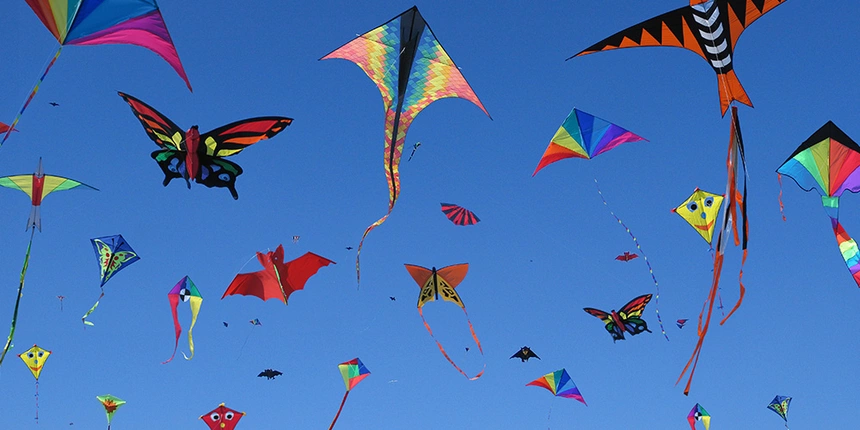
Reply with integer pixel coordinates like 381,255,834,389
82,235,140,326
0,159,96,367
322,6,490,285
408,142,422,161
389,296,396,301
404,263,484,379
258,369,283,380
18,345,51,423
118,92,292,199
292,235,300,243
777,121,860,287
328,357,370,430
532,109,667,339
56,295,65,311
201,403,244,430
97,394,125,430
0,122,16,134
677,319,689,329
3,0,192,146
767,395,791,429
249,318,262,326
49,102,60,107
571,0,788,115
163,276,202,364
532,108,647,176
510,346,540,362
615,252,638,261
440,203,480,226
223,322,229,327
673,189,725,245
677,107,749,395
222,246,335,304
688,403,711,430
584,294,652,342
527,368,587,405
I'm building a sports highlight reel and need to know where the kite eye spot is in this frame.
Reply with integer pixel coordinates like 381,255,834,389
37,351,44,357
209,413,220,421
27,352,34,359
168,159,180,173
704,197,714,207
219,173,231,182
686,202,698,212
225,412,235,420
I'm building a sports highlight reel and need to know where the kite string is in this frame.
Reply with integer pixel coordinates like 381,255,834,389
593,179,669,341
0,228,36,366
35,380,39,424
1,45,63,146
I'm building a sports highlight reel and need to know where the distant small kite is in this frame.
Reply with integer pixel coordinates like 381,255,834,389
677,319,689,329
615,252,638,261
510,346,540,362
258,369,283,380
440,203,480,226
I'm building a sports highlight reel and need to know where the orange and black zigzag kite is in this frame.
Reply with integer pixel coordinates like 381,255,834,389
570,0,787,116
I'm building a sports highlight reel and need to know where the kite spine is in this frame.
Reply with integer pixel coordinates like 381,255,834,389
594,179,669,341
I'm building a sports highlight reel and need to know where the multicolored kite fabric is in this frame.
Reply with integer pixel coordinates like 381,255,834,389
200,403,245,430
767,395,791,428
328,358,371,430
672,188,725,245
532,108,646,175
83,235,140,326
440,203,480,226
526,368,587,405
322,6,490,285
777,121,860,287
163,276,202,364
571,0,788,115
404,263,484,380
97,394,126,429
677,107,749,395
4,0,191,145
0,158,97,231
688,403,711,430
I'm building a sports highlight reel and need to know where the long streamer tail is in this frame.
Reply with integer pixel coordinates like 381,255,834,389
832,220,860,287
594,179,668,341
0,229,36,366
418,307,485,380
327,390,350,430
2,46,63,146
81,290,105,327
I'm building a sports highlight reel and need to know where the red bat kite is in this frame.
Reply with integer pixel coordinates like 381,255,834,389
221,245,334,305
615,252,639,261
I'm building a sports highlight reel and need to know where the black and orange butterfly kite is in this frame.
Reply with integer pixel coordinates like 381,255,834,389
571,0,787,116
118,92,292,199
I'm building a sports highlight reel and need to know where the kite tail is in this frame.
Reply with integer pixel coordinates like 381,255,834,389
181,296,203,360
356,211,392,287
594,179,668,341
1,46,63,146
163,294,182,364
777,173,787,221
81,290,105,327
546,402,552,430
832,221,860,287
0,229,36,366
418,307,485,380
34,380,39,424
327,390,350,430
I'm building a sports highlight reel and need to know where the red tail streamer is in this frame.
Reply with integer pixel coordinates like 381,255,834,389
418,307,484,380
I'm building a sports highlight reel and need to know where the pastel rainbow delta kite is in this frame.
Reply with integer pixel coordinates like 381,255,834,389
3,0,191,145
570,0,788,115
778,121,860,288
322,6,490,285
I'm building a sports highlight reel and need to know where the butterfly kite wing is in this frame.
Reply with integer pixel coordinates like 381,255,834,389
199,117,293,158
440,203,480,226
194,155,244,199
118,92,185,151
617,294,652,335
583,307,624,341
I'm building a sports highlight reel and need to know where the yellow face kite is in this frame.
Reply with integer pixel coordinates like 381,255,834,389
18,345,51,380
673,189,724,244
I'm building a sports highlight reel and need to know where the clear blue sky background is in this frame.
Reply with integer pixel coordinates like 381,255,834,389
0,1,858,428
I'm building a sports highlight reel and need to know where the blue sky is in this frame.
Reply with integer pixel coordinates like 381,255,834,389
0,1,858,428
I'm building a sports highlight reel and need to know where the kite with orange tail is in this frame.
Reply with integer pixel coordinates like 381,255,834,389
321,6,490,286
677,107,748,395
777,121,860,287
570,0,787,116
404,263,484,380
